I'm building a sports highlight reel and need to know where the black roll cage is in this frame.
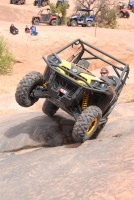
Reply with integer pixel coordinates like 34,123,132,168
43,39,129,95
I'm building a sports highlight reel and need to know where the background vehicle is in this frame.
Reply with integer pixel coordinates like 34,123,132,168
67,8,94,27
118,2,130,18
32,9,62,26
128,0,134,10
33,0,50,7
10,0,25,4
15,39,129,143
56,0,69,8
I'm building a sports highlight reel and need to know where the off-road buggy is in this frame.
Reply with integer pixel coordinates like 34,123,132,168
67,8,94,27
15,39,129,143
33,0,50,7
32,8,62,26
10,0,25,4
56,0,69,8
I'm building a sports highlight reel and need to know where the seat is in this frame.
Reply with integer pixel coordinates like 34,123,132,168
77,59,90,69
100,76,119,87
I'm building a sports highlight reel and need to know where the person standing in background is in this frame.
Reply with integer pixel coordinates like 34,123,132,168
38,0,41,7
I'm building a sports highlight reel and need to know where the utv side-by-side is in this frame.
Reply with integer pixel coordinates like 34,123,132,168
32,9,62,26
10,0,25,4
67,9,95,27
15,39,129,143
56,0,69,8
33,0,50,7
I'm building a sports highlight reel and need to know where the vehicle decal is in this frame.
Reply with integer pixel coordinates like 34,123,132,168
79,73,102,84
59,60,71,69
56,67,65,74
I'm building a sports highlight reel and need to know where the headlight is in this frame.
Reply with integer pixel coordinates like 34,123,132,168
91,80,100,87
91,80,108,89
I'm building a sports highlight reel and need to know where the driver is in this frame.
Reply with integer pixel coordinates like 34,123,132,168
100,68,117,86
100,68,109,77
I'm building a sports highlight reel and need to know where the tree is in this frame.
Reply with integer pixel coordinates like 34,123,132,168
49,2,68,24
75,0,96,9
74,0,119,28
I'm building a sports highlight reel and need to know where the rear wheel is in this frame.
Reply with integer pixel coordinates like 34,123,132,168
72,106,102,143
42,99,59,116
15,71,43,107
67,21,71,26
91,118,108,139
18,0,21,5
42,1,46,7
51,20,58,26
71,20,77,27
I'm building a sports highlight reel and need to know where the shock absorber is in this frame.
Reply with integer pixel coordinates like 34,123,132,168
82,92,90,110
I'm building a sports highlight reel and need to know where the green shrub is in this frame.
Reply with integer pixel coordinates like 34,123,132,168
49,3,68,25
96,6,118,29
0,36,14,75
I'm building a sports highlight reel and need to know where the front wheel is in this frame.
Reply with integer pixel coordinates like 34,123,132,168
72,106,102,143
33,18,40,25
125,11,130,18
42,99,59,116
15,71,43,107
71,20,77,27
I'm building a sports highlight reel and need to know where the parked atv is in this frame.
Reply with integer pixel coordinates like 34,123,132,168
31,9,62,26
15,39,129,143
56,0,69,8
118,2,130,18
33,0,50,7
67,8,94,27
10,0,25,4
119,9,130,18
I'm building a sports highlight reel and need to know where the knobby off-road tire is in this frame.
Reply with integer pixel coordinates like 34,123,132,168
125,11,130,18
72,106,102,143
15,71,43,107
33,18,40,25
51,20,58,26
86,20,93,27
71,20,77,27
42,99,59,116
90,118,108,139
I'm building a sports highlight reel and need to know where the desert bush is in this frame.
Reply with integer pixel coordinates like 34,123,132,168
0,36,14,75
96,7,118,29
49,3,68,24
